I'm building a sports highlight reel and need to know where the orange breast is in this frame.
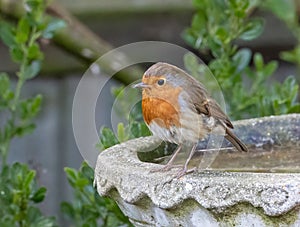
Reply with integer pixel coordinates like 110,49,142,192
142,97,180,128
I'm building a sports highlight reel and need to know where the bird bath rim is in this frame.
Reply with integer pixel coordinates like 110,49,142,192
94,114,300,218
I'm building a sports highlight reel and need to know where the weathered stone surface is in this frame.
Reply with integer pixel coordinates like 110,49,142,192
94,114,300,226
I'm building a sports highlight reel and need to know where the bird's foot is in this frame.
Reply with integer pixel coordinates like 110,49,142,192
175,167,196,179
150,164,182,173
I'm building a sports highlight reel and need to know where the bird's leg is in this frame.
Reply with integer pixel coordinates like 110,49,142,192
165,144,182,166
176,144,197,178
151,144,182,172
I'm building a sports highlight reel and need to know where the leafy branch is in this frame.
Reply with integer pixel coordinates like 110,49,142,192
62,162,132,227
183,0,299,119
0,0,65,226
0,0,65,167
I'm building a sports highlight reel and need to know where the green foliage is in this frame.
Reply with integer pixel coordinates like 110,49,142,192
0,0,65,225
98,122,149,149
184,0,262,55
0,72,42,145
0,0,65,166
183,0,300,119
97,86,150,151
67,86,150,226
98,120,151,151
262,0,300,66
0,163,56,227
262,0,297,28
61,162,132,227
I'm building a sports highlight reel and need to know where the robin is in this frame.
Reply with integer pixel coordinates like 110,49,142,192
133,62,248,177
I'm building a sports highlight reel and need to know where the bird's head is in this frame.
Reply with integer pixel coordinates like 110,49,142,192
133,62,187,98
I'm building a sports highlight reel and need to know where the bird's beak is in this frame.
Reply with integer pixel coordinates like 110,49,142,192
132,82,149,88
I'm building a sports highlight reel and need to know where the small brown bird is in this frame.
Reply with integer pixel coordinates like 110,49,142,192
134,62,247,177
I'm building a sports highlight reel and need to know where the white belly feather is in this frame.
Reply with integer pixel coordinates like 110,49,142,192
148,108,208,144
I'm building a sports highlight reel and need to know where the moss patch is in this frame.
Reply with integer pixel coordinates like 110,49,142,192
211,202,299,226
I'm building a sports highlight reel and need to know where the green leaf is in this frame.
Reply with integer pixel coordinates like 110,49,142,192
61,202,74,218
263,0,296,24
10,46,24,63
16,18,30,44
0,220,15,227
282,76,298,100
253,53,264,71
62,161,132,226
15,124,36,137
288,104,300,113
129,101,143,122
191,12,206,32
31,94,42,116
23,60,41,79
280,45,300,65
232,48,252,73
81,163,94,180
214,27,229,44
31,187,47,203
273,98,287,115
240,18,264,41
19,94,42,120
0,73,10,97
2,90,14,103
182,28,198,48
26,206,41,223
262,61,278,77
230,0,249,18
207,37,223,58
280,50,297,63
76,177,89,189
31,216,56,227
130,121,151,138
23,170,36,188
117,123,126,142
28,43,43,60
42,19,66,39
111,86,124,98
64,167,78,186
25,0,46,23
0,21,16,47
98,127,119,150
268,76,300,115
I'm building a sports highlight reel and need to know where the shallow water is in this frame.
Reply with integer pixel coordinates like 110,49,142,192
138,144,300,173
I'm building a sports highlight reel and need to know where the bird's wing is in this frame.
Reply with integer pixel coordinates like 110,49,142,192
186,82,234,129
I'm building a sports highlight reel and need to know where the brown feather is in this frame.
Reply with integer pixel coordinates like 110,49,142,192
225,128,248,152
175,69,234,129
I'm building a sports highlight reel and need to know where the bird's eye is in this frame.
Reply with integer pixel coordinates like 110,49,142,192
157,78,166,86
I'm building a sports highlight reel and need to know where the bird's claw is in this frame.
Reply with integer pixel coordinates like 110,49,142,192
175,167,196,178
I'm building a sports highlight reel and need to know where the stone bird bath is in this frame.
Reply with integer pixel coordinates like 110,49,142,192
94,114,300,226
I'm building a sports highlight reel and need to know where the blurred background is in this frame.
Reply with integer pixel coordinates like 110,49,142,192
0,0,299,225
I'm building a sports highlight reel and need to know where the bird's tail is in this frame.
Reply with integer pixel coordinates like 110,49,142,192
225,128,248,152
